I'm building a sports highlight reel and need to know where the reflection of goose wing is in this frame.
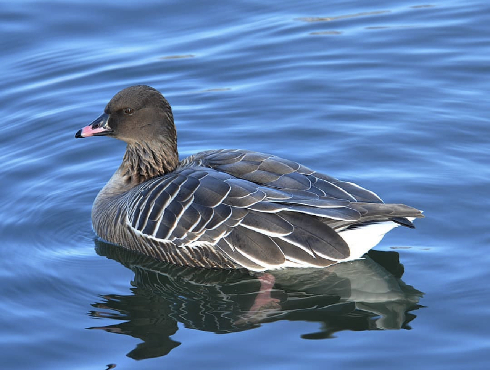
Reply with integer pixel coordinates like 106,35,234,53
271,251,423,331
95,242,422,335
325,257,421,303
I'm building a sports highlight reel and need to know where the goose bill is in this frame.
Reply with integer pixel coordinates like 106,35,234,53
75,113,112,138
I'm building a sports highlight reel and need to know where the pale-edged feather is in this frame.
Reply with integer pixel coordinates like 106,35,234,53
206,203,232,230
258,157,296,175
215,239,264,270
204,150,246,166
216,161,260,175
279,212,351,260
268,171,312,190
226,227,286,266
224,189,266,208
192,173,231,208
273,238,336,267
277,197,350,208
248,202,288,213
284,204,361,220
240,211,293,236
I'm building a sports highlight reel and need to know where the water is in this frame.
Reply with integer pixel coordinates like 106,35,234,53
1,0,489,368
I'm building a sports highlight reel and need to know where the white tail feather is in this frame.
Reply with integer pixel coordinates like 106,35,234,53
338,222,399,261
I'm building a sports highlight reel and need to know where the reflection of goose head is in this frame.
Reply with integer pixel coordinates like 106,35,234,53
89,240,423,360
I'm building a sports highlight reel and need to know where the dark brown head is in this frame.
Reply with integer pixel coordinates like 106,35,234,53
76,85,179,181
75,85,176,147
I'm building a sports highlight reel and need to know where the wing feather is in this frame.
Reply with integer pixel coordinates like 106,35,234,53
226,227,285,266
280,212,351,260
240,212,293,236
124,149,422,270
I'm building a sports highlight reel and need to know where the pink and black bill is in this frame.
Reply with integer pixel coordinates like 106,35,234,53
75,113,112,138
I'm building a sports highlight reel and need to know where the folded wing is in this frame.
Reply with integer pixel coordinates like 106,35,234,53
126,149,423,270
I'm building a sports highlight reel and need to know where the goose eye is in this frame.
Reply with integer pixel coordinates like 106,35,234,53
123,108,134,115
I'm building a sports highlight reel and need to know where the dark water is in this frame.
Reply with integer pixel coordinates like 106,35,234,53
1,0,489,369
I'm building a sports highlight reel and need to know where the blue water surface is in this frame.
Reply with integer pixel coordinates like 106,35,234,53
1,0,489,369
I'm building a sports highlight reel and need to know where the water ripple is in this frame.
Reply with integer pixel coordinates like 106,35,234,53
1,0,490,368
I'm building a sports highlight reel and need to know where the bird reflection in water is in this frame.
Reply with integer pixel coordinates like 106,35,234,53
89,240,423,360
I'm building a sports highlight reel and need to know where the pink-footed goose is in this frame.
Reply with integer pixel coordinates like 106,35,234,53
75,85,423,271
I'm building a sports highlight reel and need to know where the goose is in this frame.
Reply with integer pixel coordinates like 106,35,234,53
75,85,423,271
